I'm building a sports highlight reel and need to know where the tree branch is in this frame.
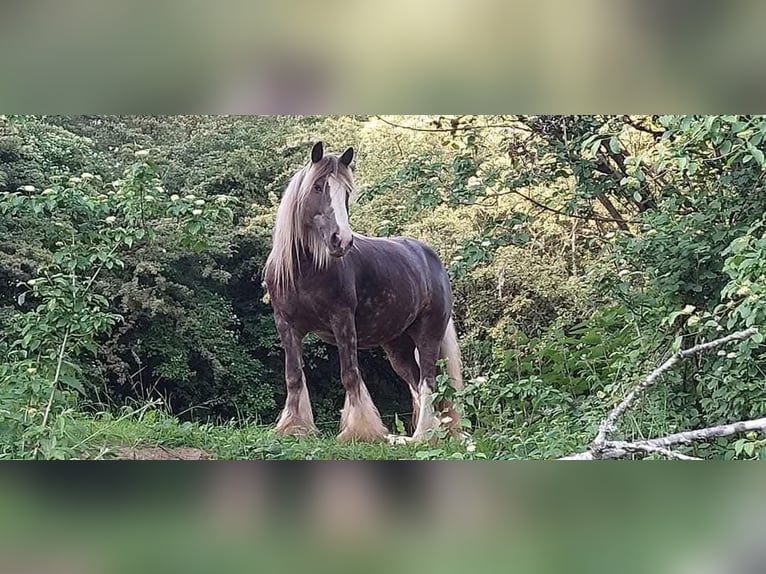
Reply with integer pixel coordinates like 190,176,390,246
622,115,664,137
373,115,532,134
485,187,640,226
561,327,760,460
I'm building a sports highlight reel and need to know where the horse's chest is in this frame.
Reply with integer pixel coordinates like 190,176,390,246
278,292,334,328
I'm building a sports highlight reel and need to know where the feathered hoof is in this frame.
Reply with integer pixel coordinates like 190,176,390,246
275,417,317,437
336,421,388,443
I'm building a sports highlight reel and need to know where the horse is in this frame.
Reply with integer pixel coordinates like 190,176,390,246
263,141,463,443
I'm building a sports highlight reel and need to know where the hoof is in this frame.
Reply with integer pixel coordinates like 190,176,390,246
386,434,411,446
336,425,388,443
385,433,431,446
275,418,317,437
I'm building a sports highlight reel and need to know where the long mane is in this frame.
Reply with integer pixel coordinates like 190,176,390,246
264,155,355,294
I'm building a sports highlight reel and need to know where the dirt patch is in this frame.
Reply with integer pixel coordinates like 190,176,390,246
111,445,214,460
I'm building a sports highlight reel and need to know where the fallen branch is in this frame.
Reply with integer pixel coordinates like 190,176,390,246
562,327,760,460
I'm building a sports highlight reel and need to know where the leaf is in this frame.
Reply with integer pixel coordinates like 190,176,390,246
17,291,27,306
609,136,620,154
590,138,602,158
749,145,764,167
59,374,84,394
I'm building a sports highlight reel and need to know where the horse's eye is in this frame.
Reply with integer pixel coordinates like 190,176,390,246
313,183,323,193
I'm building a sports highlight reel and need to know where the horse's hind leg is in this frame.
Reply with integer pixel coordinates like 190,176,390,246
382,335,422,434
333,311,388,443
406,313,451,443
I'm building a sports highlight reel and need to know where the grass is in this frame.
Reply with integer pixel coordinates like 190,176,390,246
68,404,487,460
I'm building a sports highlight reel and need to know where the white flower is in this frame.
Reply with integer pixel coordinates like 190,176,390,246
441,416,453,425
145,195,155,202
27,279,36,286
737,285,751,297
42,188,55,195
170,194,180,202
154,186,165,194
215,195,228,204
474,376,487,384
466,444,476,453
17,185,35,192
105,216,117,225
467,176,482,187
81,173,94,180
194,199,205,206
192,209,203,216
185,194,196,201
26,367,37,375
134,150,150,158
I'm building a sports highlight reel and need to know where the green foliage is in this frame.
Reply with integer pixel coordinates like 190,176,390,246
0,151,232,458
455,304,688,459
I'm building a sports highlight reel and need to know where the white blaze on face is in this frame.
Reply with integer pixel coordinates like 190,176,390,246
328,176,352,245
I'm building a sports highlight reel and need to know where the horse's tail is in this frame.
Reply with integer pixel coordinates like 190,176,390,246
440,317,463,391
437,317,466,438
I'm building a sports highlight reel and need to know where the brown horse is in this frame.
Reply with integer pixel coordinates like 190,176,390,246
263,141,463,443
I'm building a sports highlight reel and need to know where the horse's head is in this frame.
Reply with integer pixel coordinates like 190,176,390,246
302,141,355,258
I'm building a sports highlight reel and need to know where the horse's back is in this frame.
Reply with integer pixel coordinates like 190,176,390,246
352,234,450,292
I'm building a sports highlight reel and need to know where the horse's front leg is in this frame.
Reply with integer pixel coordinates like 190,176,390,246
274,314,316,436
333,312,388,442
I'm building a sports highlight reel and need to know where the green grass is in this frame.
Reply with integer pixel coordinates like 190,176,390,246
68,405,487,460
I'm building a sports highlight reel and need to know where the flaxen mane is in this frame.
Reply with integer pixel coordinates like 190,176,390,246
265,155,355,294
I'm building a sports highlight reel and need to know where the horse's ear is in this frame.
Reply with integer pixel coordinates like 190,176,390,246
311,141,324,163
339,146,354,167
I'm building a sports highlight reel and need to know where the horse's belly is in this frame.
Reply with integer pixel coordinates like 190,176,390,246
354,306,417,349
310,325,409,351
